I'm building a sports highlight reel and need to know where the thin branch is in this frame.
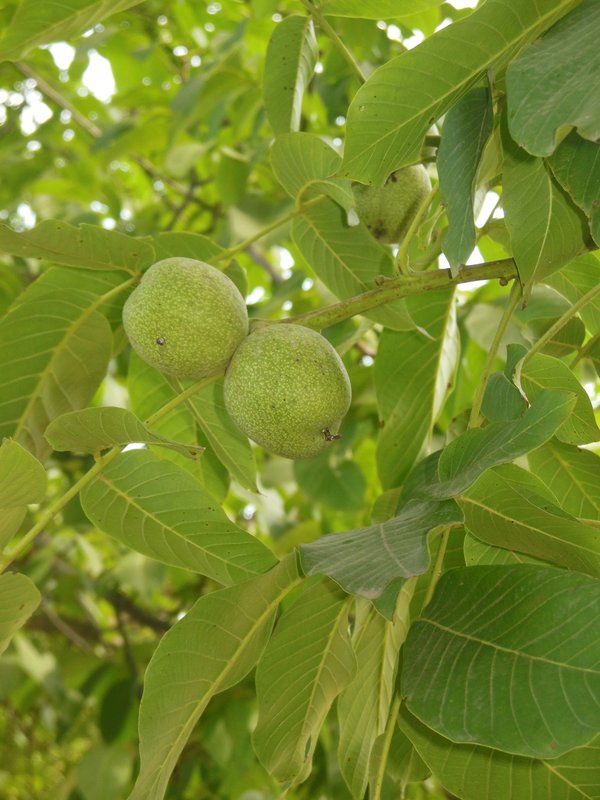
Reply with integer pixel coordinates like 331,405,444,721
571,330,600,368
14,62,198,201
523,280,600,366
300,0,366,83
286,258,518,331
372,694,402,800
422,527,452,609
210,194,327,264
113,604,140,685
105,590,170,634
396,182,439,275
0,372,222,573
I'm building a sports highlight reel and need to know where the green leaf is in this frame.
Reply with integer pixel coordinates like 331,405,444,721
376,291,458,489
270,133,354,209
402,565,600,758
0,221,154,271
128,555,300,800
0,508,27,550
292,196,413,331
338,591,412,799
423,389,577,499
545,253,600,334
253,578,355,784
528,439,600,520
321,0,443,17
263,16,318,135
45,407,203,459
458,464,600,577
341,0,578,184
438,87,493,271
0,572,41,656
0,0,146,61
80,450,276,584
506,0,600,157
481,372,528,423
127,353,253,493
0,270,122,459
548,132,600,246
400,706,600,800
520,353,600,445
300,499,461,599
463,531,548,567
188,381,258,493
0,439,47,507
369,722,430,797
502,128,589,298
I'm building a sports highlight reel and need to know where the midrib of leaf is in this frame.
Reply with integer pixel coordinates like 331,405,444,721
93,470,245,575
551,448,599,513
300,596,352,741
0,222,141,271
299,211,371,287
349,0,576,169
291,19,314,118
421,614,599,673
460,494,600,559
543,758,595,799
12,278,133,442
146,575,303,797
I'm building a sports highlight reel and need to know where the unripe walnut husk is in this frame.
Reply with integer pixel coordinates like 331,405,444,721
352,164,432,244
122,257,248,379
224,324,352,460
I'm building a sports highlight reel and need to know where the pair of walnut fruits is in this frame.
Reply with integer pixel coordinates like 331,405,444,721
122,257,351,459
122,165,428,459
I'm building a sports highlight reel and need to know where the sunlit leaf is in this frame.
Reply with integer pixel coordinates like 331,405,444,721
0,221,154,271
45,406,204,459
253,578,355,784
528,439,600,520
81,449,276,584
342,0,578,184
0,439,47,507
129,555,300,800
545,253,600,334
263,16,317,135
338,589,412,799
422,389,576,499
188,381,258,492
402,565,600,758
520,353,600,445
458,464,600,577
0,270,124,459
292,197,413,331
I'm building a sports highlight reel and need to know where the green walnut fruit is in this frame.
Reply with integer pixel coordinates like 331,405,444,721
224,324,352,460
122,257,248,379
352,164,432,244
